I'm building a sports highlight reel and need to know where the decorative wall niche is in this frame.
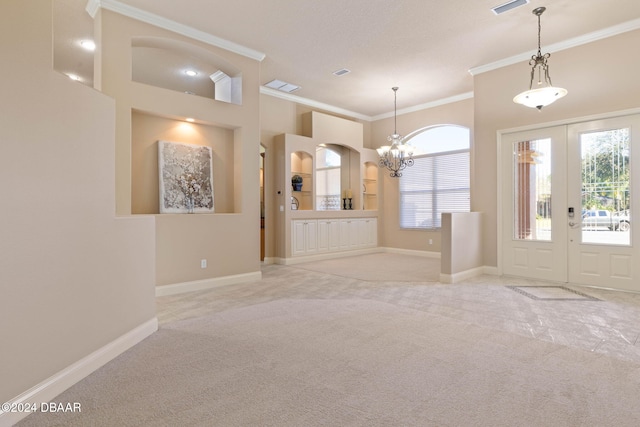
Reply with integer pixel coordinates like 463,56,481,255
291,151,313,210
131,37,242,105
363,161,379,210
131,110,236,214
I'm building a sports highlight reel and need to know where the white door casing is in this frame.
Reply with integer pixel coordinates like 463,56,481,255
566,115,640,291
500,126,568,282
499,114,640,292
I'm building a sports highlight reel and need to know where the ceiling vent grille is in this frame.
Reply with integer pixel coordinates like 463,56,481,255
492,0,529,15
333,68,351,76
264,79,301,93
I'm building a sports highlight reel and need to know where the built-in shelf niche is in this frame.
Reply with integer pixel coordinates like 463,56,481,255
291,151,313,210
363,161,378,210
131,109,236,214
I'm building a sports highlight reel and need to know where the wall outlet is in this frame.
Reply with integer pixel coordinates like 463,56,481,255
200,259,207,268
429,239,433,245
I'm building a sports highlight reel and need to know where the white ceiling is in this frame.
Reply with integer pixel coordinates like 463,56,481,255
53,0,640,119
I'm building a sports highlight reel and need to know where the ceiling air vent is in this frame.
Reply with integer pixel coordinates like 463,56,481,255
333,68,351,76
492,0,529,15
264,79,301,93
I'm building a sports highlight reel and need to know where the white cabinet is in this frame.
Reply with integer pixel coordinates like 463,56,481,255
291,220,318,256
317,220,330,252
328,219,341,251
292,217,376,257
317,219,341,252
361,218,377,248
340,219,360,250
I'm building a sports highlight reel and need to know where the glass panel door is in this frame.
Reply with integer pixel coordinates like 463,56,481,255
567,115,640,291
513,138,552,241
500,127,567,282
579,128,630,245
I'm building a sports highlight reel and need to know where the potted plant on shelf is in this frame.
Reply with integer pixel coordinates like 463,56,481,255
292,174,303,191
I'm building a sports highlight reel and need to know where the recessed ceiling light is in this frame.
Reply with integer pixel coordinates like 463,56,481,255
184,70,198,77
264,79,301,93
333,68,351,76
491,0,529,15
80,40,96,51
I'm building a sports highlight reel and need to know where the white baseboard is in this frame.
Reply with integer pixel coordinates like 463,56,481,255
0,318,158,427
381,247,441,259
483,266,499,276
439,267,483,284
155,271,262,296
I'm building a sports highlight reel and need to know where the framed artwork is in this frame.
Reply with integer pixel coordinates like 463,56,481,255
158,140,214,213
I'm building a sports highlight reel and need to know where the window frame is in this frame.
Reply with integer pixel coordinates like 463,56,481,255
399,125,471,230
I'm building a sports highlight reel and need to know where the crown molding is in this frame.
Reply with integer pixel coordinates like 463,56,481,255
371,92,474,121
469,17,640,76
259,87,372,122
85,0,266,62
260,87,474,122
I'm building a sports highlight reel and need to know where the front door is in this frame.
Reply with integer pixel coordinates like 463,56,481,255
566,116,640,291
500,114,640,291
501,126,568,282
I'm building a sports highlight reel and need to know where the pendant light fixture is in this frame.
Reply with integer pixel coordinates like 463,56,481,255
377,87,414,177
513,7,567,110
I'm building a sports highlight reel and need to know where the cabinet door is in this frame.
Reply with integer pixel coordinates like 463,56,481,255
347,219,360,250
317,220,330,252
363,218,377,247
339,219,351,250
305,220,318,253
356,219,368,248
292,220,307,256
328,219,341,251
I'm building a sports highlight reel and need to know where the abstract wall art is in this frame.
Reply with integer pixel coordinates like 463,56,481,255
158,140,214,213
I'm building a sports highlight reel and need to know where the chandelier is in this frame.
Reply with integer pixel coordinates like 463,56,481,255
377,87,414,177
513,7,567,110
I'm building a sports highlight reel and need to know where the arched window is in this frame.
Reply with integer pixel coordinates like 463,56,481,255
316,146,341,210
399,125,470,229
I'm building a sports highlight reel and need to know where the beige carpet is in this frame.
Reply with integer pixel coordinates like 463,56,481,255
293,252,441,282
19,298,640,427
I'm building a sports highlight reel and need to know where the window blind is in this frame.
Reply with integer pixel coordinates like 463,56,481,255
399,150,470,229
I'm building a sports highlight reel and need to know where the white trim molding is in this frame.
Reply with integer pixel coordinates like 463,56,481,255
261,87,474,123
85,0,266,62
371,92,474,121
469,17,640,76
260,87,372,122
381,247,441,259
440,267,486,284
0,318,157,426
155,271,262,296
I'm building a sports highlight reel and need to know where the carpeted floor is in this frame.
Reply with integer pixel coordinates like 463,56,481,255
16,255,640,426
